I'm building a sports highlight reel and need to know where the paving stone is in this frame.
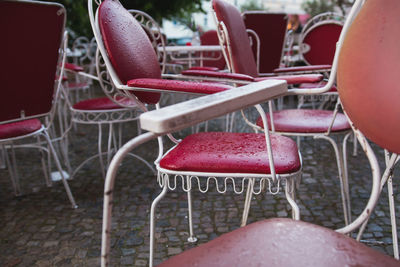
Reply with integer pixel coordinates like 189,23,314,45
0,96,397,264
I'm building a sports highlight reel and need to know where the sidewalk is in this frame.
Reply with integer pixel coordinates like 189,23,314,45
0,114,397,266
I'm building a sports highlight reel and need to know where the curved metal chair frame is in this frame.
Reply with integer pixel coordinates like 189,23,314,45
159,0,400,266
212,0,352,226
86,1,312,266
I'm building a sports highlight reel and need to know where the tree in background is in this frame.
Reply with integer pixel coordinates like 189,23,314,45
240,0,266,12
302,0,355,17
42,0,207,40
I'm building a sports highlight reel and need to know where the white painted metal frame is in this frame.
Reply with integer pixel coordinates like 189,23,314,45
212,0,352,226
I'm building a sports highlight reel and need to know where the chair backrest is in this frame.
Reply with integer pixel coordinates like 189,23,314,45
299,13,344,66
90,0,162,104
200,30,226,70
337,0,400,154
0,0,66,123
243,12,288,73
212,0,259,77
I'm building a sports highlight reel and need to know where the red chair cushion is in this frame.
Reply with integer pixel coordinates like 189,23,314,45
274,64,332,73
98,0,161,104
212,0,258,77
0,119,42,139
254,74,323,85
337,0,400,154
159,218,400,267
64,63,84,72
65,82,90,90
159,132,301,174
299,82,337,92
127,78,233,95
72,97,136,111
188,66,220,72
256,109,350,133
181,70,255,82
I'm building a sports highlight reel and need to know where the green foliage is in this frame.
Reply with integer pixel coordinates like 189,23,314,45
302,0,354,17
40,0,207,40
240,0,265,12
302,0,334,17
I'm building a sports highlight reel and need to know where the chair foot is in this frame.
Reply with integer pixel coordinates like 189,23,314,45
187,236,198,243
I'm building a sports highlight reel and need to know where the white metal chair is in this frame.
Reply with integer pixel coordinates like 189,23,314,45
211,0,353,227
87,1,309,266
0,0,76,208
158,0,400,265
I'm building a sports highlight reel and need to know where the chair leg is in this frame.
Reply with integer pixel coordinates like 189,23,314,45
149,176,168,267
315,135,350,226
3,144,21,196
387,175,399,259
342,132,353,223
241,178,254,227
42,130,77,209
36,135,52,187
352,131,358,157
98,124,106,178
0,146,6,169
186,178,197,242
285,178,300,220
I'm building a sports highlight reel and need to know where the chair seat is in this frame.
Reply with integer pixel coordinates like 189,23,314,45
72,96,137,111
159,132,301,174
256,109,351,133
127,78,233,94
254,74,323,85
299,82,337,92
0,119,42,139
159,218,400,267
65,82,90,90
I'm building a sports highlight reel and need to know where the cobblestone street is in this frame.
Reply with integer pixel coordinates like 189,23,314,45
1,112,399,266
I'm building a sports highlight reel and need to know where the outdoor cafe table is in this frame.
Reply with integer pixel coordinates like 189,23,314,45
159,45,222,68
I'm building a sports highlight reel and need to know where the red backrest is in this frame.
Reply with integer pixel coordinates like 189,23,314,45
243,12,288,73
98,0,161,104
200,30,226,70
337,0,400,154
302,23,342,65
212,0,258,77
0,0,65,123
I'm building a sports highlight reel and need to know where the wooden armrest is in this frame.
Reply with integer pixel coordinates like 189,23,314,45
140,79,287,134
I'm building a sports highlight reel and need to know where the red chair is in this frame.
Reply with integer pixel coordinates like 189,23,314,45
242,12,288,74
0,0,76,208
157,0,400,265
199,30,226,70
212,0,352,226
87,1,318,266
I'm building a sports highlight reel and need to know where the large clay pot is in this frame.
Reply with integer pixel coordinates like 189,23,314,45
337,0,400,153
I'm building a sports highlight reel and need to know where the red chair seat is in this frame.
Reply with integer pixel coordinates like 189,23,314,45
188,66,220,72
64,62,84,72
128,78,233,95
254,74,323,85
159,218,400,267
72,97,136,111
159,132,301,174
65,82,90,90
257,109,351,133
299,82,337,92
0,119,42,139
274,64,332,73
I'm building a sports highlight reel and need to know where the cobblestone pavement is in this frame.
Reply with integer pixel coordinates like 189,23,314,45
1,110,400,266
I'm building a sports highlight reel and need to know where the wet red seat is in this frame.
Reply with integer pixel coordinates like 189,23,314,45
127,78,233,94
72,97,137,111
0,119,42,139
160,132,301,174
159,218,400,267
256,109,350,133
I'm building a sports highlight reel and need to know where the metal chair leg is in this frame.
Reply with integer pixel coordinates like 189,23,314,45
241,178,254,227
285,179,300,220
186,178,197,242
